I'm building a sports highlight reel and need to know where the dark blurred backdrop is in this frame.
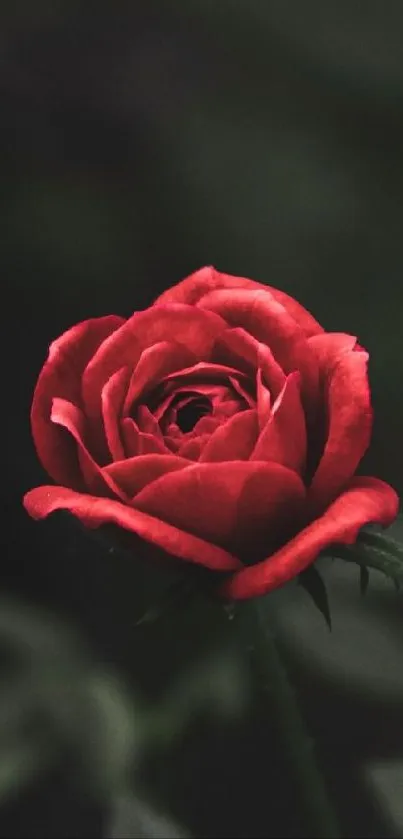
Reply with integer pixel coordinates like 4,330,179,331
3,3,403,837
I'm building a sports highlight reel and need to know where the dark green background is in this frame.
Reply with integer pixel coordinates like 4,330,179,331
3,2,403,837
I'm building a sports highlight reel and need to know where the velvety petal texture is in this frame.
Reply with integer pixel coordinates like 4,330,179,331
23,265,399,600
221,478,399,599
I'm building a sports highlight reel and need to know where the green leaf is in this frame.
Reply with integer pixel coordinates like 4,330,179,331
360,565,370,595
327,526,403,589
298,565,332,630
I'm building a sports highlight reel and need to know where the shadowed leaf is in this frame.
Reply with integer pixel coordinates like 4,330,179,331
298,565,332,630
360,565,370,595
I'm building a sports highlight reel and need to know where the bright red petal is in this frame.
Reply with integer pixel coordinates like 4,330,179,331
104,453,189,496
308,350,373,514
161,361,251,390
196,288,319,413
307,332,358,370
81,304,226,426
122,341,198,417
251,372,306,474
31,315,124,488
23,485,240,572
154,266,324,337
199,410,258,462
177,435,210,460
50,398,126,500
213,328,285,399
256,369,271,429
101,367,131,461
221,477,399,599
133,460,305,555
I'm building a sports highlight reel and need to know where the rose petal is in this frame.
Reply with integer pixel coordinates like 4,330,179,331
137,433,168,455
154,266,324,337
122,341,198,417
213,327,262,377
308,350,373,514
50,398,126,500
221,477,399,599
23,485,240,572
136,405,165,441
213,328,285,400
31,315,124,488
251,372,306,474
191,415,221,435
307,332,358,371
197,289,319,412
213,399,243,420
121,418,139,457
257,343,287,398
104,454,189,496
82,304,226,425
133,460,305,554
161,361,252,391
229,374,256,409
199,410,258,462
120,415,168,458
101,367,131,461
256,369,271,429
155,389,211,424
177,435,210,460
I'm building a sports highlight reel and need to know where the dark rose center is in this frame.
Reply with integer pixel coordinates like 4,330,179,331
172,395,212,432
141,375,253,441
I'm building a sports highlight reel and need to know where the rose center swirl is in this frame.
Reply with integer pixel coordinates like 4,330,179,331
141,376,253,441
170,394,213,432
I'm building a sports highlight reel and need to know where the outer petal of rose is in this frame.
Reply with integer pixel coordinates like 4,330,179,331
22,486,240,572
308,350,373,515
50,398,127,501
251,372,306,474
221,477,399,599
154,266,324,337
104,454,190,496
307,333,358,372
122,341,198,416
31,315,124,488
101,367,131,461
196,289,319,412
81,304,227,424
199,410,258,462
133,461,305,553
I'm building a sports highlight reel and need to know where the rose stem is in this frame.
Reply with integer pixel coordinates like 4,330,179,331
235,598,342,838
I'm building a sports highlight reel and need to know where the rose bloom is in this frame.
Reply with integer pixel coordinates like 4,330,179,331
23,267,398,599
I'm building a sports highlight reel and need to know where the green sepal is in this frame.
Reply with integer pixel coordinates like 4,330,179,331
298,565,332,630
326,522,403,591
359,564,370,595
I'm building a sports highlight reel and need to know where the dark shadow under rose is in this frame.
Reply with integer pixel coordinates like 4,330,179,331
23,267,399,599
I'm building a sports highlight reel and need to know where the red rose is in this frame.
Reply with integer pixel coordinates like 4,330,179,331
23,266,398,599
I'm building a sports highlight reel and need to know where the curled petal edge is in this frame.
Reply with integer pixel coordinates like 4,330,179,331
220,477,399,600
23,485,241,573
